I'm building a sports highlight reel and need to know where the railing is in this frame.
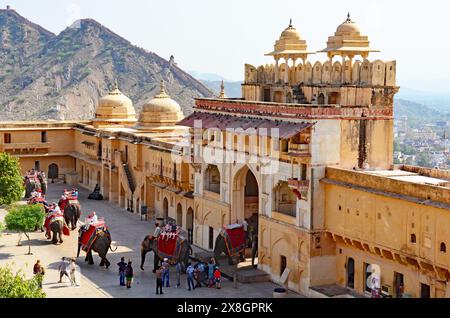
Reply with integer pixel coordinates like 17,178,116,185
288,179,310,190
2,142,51,151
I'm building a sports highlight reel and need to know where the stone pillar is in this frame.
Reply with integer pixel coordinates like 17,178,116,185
341,55,346,84
292,58,297,84
284,57,289,84
348,56,354,84
274,58,280,84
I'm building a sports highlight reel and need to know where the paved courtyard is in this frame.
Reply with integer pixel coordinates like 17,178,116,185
0,182,303,298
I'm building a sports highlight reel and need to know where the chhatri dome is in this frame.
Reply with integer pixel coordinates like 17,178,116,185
320,13,379,59
136,80,184,130
93,82,137,127
265,19,313,58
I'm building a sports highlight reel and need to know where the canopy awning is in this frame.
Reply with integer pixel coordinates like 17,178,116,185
178,112,315,140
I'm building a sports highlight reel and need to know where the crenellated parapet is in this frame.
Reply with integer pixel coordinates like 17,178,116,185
244,59,396,88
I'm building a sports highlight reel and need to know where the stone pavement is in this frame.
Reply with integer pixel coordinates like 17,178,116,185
0,182,304,298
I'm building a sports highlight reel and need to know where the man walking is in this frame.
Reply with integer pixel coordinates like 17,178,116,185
186,263,195,291
161,258,170,287
175,261,182,288
58,257,70,284
117,257,127,286
69,258,79,287
155,266,164,295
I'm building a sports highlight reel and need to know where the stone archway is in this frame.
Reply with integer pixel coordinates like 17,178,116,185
48,163,59,181
232,165,260,259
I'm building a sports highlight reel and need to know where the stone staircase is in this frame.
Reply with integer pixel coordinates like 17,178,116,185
292,86,309,104
122,163,136,193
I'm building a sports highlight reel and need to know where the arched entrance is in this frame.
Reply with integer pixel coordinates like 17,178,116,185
347,257,355,289
177,203,183,227
163,197,169,221
48,163,59,181
232,166,260,257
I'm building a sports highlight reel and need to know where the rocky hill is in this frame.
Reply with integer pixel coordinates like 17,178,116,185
0,8,212,121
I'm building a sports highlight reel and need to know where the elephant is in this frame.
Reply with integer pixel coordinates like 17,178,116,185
63,201,81,230
140,235,193,273
77,228,117,268
24,179,41,199
47,219,64,245
213,234,245,266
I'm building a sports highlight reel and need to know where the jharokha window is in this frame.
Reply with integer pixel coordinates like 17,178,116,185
4,133,11,144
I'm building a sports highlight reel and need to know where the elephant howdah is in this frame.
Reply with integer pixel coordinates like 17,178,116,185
44,213,69,244
220,226,246,257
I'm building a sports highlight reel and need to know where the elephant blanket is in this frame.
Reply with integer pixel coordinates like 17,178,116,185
45,213,70,236
221,225,246,257
59,198,78,211
79,223,109,252
157,233,184,261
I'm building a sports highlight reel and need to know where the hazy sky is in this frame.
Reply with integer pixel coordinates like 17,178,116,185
3,0,450,89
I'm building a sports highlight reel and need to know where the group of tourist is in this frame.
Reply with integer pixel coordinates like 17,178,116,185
117,257,134,288
33,257,80,288
151,258,222,295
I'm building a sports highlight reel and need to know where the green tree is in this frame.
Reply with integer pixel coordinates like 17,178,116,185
5,205,45,255
416,152,433,168
0,265,46,298
0,153,24,206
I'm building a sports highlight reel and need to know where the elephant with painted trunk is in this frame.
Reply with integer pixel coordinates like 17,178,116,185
77,227,117,268
140,235,192,272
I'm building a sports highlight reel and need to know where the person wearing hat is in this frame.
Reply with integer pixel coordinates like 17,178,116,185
161,258,170,287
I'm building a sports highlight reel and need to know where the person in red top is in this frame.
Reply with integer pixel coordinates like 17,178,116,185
214,266,222,289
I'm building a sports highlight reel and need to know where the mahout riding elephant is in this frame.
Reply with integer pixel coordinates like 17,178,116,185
47,219,65,245
77,228,117,268
140,235,192,272
62,201,81,230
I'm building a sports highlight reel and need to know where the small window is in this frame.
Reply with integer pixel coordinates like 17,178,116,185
339,205,342,211
4,133,11,144
440,243,447,253
41,131,47,143
410,234,417,244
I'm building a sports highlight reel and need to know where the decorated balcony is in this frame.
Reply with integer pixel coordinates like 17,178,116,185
2,142,51,154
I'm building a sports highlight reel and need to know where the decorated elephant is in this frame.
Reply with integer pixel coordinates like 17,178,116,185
213,234,245,266
77,227,117,268
24,178,41,199
140,235,193,272
62,200,81,230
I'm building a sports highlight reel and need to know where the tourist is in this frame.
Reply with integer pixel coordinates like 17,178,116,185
58,257,70,284
186,263,195,291
151,223,161,240
161,258,170,287
175,261,182,288
214,266,222,289
125,261,134,289
69,258,79,287
117,257,127,286
194,263,203,288
197,261,206,287
33,260,45,288
207,259,215,287
155,266,164,295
